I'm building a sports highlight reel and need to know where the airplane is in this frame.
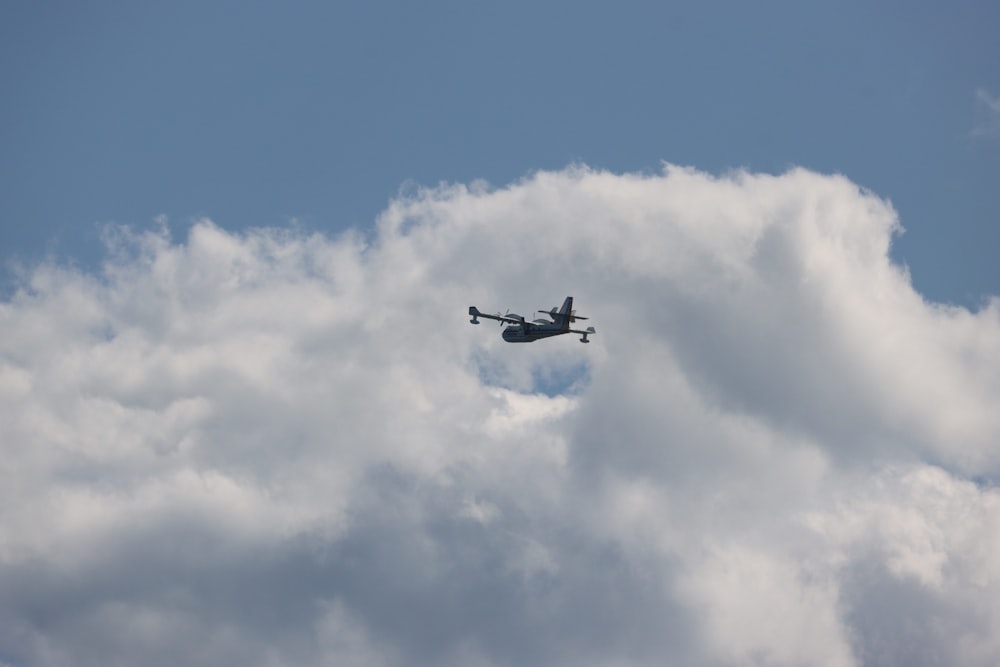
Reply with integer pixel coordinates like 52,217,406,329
469,296,596,343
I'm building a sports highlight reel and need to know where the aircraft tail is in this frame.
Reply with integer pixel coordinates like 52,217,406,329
541,297,589,329
557,296,574,329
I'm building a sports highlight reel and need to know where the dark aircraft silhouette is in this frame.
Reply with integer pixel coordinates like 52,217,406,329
469,296,595,343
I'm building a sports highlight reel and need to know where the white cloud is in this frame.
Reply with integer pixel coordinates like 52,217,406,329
974,88,1000,140
1,165,998,666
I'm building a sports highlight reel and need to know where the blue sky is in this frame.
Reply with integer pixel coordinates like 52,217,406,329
2,1,998,305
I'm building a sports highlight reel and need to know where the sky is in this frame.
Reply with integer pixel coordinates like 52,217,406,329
2,1,999,305
1,3,999,666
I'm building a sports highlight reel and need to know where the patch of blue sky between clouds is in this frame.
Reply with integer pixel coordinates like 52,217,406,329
470,347,591,398
531,361,591,398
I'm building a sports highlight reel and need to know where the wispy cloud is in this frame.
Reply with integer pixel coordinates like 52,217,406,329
2,166,999,666
973,88,1000,139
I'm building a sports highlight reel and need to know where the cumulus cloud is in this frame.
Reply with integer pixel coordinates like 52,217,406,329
1,165,998,666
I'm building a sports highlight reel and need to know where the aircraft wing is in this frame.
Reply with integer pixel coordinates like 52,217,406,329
469,306,523,325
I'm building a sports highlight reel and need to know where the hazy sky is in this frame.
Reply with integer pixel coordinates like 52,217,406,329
2,3,999,667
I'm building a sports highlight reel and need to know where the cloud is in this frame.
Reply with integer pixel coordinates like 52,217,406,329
1,165,998,666
973,88,1000,140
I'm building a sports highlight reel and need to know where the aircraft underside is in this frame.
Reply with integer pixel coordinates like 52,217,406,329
502,327,561,342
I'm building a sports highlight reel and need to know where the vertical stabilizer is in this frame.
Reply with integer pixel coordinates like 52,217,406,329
557,296,574,330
